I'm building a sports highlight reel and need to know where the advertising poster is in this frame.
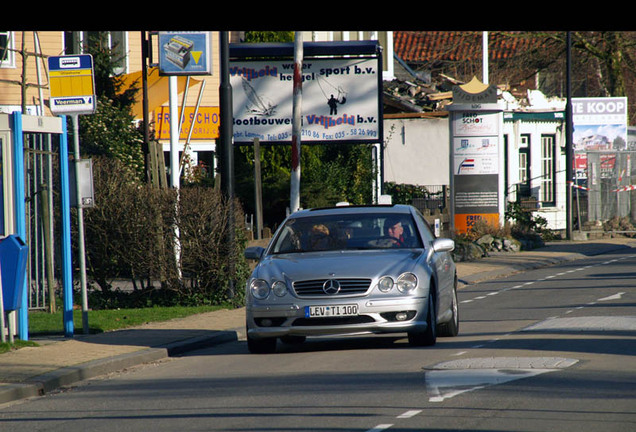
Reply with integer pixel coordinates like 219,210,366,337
451,111,501,232
230,57,381,144
158,32,211,76
572,97,628,179
154,106,220,140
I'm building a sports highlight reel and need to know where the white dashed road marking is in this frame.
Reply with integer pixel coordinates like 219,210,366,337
397,410,422,419
368,253,636,431
425,357,578,403
599,292,625,302
366,424,393,431
523,315,636,332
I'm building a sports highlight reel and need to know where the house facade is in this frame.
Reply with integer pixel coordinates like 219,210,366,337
382,103,568,232
1,31,394,172
0,31,231,174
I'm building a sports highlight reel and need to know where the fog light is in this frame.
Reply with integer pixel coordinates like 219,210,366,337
395,311,409,321
260,318,273,327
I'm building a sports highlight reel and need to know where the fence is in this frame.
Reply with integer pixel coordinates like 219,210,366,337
411,185,450,237
573,150,636,232
23,131,60,313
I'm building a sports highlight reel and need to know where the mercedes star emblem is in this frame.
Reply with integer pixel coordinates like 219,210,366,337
323,279,341,295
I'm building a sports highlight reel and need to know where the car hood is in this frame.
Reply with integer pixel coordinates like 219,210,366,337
252,249,427,281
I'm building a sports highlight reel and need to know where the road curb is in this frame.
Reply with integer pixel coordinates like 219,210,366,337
458,242,634,287
0,330,240,405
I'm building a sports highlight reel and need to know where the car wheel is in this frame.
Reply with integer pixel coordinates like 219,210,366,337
247,334,277,354
280,335,306,345
438,278,459,337
408,293,437,346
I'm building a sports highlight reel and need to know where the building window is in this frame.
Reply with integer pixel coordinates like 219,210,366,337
0,31,15,68
63,31,128,75
540,134,556,205
518,134,531,199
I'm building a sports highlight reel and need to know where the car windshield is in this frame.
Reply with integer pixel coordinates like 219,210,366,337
269,212,423,254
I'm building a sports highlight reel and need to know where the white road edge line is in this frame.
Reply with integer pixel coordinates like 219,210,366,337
397,410,422,419
367,424,394,431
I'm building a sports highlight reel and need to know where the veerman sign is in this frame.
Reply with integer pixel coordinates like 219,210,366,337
47,55,96,115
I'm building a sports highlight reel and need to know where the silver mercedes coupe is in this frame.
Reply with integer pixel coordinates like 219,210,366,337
243,204,459,353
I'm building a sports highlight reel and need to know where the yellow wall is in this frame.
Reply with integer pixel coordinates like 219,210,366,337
0,31,64,114
0,31,232,121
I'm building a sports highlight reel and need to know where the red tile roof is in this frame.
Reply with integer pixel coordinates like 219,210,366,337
394,31,548,63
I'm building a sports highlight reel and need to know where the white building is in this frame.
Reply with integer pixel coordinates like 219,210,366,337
383,95,568,231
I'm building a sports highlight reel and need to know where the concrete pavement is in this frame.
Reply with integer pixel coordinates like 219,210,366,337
1,237,634,405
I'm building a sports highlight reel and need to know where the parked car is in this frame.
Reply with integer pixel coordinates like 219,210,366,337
243,204,459,353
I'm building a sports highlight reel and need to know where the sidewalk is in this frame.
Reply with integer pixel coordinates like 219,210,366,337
1,237,634,405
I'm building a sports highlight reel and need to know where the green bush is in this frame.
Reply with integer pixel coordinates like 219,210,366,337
505,202,557,241
384,182,430,204
81,157,249,309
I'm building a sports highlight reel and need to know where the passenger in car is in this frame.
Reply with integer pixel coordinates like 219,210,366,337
309,224,332,250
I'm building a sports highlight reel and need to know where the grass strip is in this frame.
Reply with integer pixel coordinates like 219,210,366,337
27,305,225,335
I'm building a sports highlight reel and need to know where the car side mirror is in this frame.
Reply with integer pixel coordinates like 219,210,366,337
244,246,265,260
432,238,455,253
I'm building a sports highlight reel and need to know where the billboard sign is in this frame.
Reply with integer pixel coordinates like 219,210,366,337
450,109,503,233
158,32,212,76
448,77,503,234
572,97,628,179
230,57,381,144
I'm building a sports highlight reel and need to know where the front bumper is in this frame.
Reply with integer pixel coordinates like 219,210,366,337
246,296,429,339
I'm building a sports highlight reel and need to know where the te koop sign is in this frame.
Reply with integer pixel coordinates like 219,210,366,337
573,97,627,124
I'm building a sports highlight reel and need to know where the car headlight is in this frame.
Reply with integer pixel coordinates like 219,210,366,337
250,279,270,299
272,280,288,297
396,272,418,293
378,276,394,292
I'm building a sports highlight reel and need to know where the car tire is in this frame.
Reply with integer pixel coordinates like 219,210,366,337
438,278,459,337
247,334,277,354
408,293,437,346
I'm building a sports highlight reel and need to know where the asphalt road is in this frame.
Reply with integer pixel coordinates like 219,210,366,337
1,249,634,432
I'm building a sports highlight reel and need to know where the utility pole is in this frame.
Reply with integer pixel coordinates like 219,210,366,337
219,32,235,297
482,31,489,84
141,31,151,183
566,31,574,240
290,32,303,213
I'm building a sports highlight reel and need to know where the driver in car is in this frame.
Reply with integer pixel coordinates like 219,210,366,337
385,218,406,247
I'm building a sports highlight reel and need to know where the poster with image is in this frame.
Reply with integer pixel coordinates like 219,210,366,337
230,57,381,144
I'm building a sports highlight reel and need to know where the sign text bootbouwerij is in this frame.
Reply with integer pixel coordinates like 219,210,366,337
230,58,380,144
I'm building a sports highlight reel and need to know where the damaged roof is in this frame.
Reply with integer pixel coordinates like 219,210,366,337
384,31,559,115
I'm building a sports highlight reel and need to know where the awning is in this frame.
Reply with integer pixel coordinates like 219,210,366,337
119,67,201,119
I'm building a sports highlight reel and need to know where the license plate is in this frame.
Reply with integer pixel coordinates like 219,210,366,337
305,304,358,318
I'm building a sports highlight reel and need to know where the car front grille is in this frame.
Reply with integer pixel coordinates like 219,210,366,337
293,278,372,297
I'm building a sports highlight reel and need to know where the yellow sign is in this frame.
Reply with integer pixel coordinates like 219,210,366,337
47,55,95,114
154,106,220,140
49,69,94,98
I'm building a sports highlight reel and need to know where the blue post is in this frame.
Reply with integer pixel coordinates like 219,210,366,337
10,112,28,341
59,117,74,337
